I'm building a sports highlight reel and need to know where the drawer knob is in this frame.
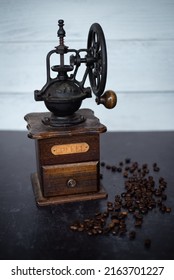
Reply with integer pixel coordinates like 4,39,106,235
67,178,76,188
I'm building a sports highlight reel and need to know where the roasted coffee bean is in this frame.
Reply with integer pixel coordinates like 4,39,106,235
134,212,143,220
121,211,128,217
144,238,151,248
160,204,167,213
95,212,101,216
118,212,126,220
159,184,165,191
70,159,170,246
135,220,142,227
111,213,119,219
92,229,98,235
114,206,121,212
119,228,127,236
121,192,126,198
103,211,109,218
107,201,113,207
125,158,131,164
129,230,136,240
166,207,171,213
109,222,116,229
111,219,120,225
123,171,128,178
115,195,122,202
103,227,110,235
153,166,160,172
97,228,103,234
107,206,114,211
129,167,135,173
155,189,162,196
140,208,148,214
142,164,148,169
117,167,122,172
125,166,130,171
112,230,117,235
70,225,78,231
162,194,167,200
106,164,111,169
111,166,117,172
128,207,134,213
78,227,84,232
119,223,126,229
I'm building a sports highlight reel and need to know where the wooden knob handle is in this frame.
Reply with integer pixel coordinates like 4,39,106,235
96,90,117,109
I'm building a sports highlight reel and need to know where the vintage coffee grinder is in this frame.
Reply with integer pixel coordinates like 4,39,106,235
25,19,117,206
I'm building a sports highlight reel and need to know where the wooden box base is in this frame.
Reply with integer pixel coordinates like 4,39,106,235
31,173,107,206
25,109,108,205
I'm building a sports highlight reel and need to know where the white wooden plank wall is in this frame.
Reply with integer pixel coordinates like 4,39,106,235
0,0,174,131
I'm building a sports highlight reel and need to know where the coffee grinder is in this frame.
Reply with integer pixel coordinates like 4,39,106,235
25,20,117,206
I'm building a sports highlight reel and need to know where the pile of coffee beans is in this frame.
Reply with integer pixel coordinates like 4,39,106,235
70,159,171,247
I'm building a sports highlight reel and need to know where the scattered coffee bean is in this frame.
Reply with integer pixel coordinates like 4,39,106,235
117,167,122,172
100,173,103,179
70,225,78,231
166,207,171,213
106,165,111,170
111,166,117,172
153,166,160,172
129,230,136,240
70,159,171,249
144,238,151,248
125,158,131,164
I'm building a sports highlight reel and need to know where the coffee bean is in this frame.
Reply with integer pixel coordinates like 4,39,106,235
144,239,151,248
70,225,78,231
111,219,120,225
135,220,142,227
153,166,160,172
111,166,117,172
123,171,128,178
125,158,131,164
166,207,171,213
160,204,167,213
117,167,122,172
106,165,111,170
70,158,171,249
162,194,167,200
129,230,136,240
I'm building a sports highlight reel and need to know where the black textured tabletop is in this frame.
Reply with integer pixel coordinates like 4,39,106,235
0,131,174,260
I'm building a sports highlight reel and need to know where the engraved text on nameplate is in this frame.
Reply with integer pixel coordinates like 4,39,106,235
51,143,89,155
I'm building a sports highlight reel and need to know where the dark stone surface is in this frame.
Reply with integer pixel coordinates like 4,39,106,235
0,131,174,260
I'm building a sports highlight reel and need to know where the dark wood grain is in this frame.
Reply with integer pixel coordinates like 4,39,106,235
25,109,106,203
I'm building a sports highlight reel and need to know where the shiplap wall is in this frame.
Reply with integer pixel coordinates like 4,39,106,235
0,0,174,130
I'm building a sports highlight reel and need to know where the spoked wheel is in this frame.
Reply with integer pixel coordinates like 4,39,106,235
87,23,107,98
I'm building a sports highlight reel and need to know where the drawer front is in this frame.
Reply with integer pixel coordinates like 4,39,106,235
42,161,99,197
36,134,99,165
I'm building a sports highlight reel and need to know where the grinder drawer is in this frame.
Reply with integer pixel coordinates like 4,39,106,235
42,161,99,197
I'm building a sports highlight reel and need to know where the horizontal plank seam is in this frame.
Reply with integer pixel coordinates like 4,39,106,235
0,91,174,95
1,38,174,44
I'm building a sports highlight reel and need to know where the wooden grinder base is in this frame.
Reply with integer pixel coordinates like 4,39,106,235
25,109,108,206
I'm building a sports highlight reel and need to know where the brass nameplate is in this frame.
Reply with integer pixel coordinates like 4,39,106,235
51,143,89,155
